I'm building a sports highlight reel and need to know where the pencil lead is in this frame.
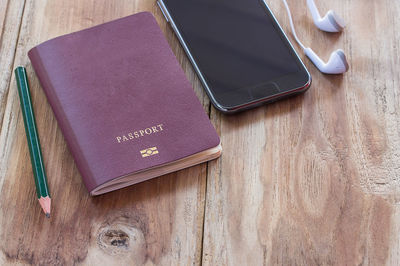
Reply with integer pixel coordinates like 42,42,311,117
45,213,50,218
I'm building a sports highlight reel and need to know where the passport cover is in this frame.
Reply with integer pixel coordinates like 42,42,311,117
28,12,221,195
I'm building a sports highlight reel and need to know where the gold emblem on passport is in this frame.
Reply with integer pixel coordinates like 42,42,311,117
140,147,159,158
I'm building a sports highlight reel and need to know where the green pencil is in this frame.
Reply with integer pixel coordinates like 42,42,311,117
15,66,51,218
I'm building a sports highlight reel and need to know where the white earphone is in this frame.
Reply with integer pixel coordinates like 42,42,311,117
306,0,346,33
282,0,349,74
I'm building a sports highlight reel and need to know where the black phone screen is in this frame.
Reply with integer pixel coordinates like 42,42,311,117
162,0,309,109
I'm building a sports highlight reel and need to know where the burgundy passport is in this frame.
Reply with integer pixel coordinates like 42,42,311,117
28,12,221,195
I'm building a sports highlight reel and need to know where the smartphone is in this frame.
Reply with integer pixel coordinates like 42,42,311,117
157,0,311,113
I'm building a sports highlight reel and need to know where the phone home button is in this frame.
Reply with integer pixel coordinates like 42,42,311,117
248,82,280,100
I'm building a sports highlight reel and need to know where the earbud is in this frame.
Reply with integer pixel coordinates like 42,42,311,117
304,48,349,74
282,0,349,74
307,0,345,32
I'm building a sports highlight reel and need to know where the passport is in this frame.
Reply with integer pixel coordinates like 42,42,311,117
28,12,221,195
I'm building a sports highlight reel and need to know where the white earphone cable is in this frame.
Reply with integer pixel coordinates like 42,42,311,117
281,0,306,50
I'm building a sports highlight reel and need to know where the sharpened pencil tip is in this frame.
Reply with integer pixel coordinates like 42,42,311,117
38,196,51,218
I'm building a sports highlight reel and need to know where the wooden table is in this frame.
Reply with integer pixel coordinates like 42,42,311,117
1,0,399,265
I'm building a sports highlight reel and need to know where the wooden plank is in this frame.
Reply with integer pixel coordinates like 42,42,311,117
0,0,210,264
203,0,400,265
0,0,26,132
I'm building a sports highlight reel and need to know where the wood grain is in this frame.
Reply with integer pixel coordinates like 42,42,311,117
0,0,209,264
0,0,25,131
203,0,400,265
1,0,399,265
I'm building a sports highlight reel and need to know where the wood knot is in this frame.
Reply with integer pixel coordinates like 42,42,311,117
104,230,129,248
97,220,145,256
